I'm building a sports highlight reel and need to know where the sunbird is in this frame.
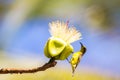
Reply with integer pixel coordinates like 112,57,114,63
70,42,86,75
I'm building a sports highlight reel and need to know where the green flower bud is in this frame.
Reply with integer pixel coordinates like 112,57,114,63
44,37,73,60
58,44,73,60
44,39,51,58
44,37,66,58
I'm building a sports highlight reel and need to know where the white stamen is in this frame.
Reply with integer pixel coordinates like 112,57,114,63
49,21,82,43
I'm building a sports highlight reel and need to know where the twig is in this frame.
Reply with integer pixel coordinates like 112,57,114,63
0,58,57,74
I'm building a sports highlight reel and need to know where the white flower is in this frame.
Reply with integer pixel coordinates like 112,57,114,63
49,21,82,43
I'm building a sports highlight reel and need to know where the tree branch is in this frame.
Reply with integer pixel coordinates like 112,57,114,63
0,58,57,74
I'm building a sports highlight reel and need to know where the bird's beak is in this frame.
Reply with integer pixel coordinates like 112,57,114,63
79,42,87,56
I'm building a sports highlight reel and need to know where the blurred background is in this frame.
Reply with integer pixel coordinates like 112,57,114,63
0,0,120,80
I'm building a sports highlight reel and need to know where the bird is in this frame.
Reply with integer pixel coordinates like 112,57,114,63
70,42,86,76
